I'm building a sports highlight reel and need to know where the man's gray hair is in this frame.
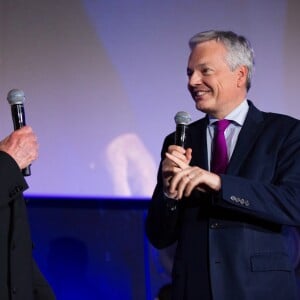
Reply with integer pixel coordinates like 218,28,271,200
189,30,254,91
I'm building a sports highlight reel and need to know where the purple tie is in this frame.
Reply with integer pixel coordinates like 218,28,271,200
211,119,231,174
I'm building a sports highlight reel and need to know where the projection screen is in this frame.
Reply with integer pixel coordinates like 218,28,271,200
0,0,299,198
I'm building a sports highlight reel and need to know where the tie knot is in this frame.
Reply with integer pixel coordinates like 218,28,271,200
216,119,230,132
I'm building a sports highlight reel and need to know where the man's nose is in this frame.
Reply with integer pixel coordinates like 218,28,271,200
188,71,202,86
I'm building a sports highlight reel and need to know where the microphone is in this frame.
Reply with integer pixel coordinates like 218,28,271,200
174,111,192,147
6,89,31,176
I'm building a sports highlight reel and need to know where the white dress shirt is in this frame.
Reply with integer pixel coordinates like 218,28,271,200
207,100,249,171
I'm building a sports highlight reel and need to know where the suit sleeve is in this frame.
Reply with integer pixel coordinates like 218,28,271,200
146,134,184,249
0,150,28,205
214,120,300,226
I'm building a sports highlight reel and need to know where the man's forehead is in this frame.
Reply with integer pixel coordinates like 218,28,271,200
188,43,227,65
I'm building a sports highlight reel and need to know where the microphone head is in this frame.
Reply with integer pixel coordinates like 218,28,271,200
174,111,191,125
7,89,25,105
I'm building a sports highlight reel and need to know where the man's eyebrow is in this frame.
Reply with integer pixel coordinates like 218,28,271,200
188,63,209,68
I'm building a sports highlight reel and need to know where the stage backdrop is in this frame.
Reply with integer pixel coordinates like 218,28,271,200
0,0,300,199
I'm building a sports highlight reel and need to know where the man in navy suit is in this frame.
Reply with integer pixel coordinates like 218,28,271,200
146,30,300,300
0,126,55,299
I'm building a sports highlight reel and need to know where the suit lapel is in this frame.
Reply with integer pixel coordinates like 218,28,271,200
189,117,209,170
226,102,265,175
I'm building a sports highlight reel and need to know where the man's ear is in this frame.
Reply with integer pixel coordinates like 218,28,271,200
236,65,248,88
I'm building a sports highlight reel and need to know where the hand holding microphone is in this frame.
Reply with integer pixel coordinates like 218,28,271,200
171,111,192,168
0,89,38,176
165,111,221,199
162,111,192,198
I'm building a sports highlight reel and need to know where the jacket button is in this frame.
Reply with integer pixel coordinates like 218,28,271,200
210,222,219,229
230,195,237,201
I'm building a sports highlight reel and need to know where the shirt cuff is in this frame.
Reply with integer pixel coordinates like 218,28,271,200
163,192,178,211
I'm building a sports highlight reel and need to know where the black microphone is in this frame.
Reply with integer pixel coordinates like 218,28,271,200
6,89,31,176
174,111,192,147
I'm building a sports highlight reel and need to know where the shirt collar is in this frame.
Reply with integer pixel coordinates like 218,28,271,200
208,99,249,126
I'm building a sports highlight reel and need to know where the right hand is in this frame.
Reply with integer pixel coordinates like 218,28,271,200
162,145,192,198
0,126,39,170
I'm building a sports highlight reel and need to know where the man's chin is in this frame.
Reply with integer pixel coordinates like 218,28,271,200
195,100,211,113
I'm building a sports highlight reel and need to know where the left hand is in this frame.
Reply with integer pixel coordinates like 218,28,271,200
165,152,221,200
162,145,192,199
0,126,38,170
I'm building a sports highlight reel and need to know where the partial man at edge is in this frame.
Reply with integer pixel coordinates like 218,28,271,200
0,125,55,299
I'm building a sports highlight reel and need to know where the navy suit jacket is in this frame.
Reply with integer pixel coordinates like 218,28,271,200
146,101,300,300
0,151,55,300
